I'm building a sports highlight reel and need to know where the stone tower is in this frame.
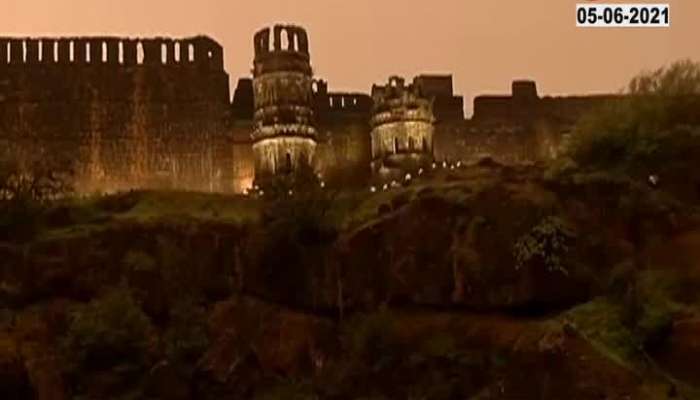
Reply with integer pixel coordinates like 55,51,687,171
370,76,435,179
251,24,317,185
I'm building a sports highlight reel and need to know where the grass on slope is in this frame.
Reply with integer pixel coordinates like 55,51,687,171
116,190,260,224
38,163,541,240
37,190,260,241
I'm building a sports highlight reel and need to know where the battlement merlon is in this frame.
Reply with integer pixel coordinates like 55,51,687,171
412,75,465,121
413,75,455,97
0,36,224,71
326,93,372,112
253,25,311,76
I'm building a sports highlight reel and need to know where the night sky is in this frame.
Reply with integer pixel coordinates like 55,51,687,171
3,0,698,115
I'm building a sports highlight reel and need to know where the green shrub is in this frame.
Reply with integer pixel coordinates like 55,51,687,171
570,268,682,367
248,161,339,306
564,298,639,366
64,288,152,369
260,160,337,242
0,154,74,241
632,270,679,349
163,299,209,364
635,300,673,350
513,216,576,275
567,60,700,178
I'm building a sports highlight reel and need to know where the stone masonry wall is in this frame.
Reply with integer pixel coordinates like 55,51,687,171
0,31,637,194
314,88,373,186
0,36,231,193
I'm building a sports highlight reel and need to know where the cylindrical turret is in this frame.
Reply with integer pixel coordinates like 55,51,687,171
370,76,435,180
251,24,317,185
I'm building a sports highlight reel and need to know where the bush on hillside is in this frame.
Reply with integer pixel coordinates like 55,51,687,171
513,216,576,275
63,288,152,370
163,299,209,365
246,160,339,306
260,159,337,239
566,60,700,181
0,154,73,240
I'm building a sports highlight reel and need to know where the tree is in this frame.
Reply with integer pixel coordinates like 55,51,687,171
0,154,74,240
248,159,340,308
568,60,700,178
260,158,337,241
63,288,153,370
513,216,576,276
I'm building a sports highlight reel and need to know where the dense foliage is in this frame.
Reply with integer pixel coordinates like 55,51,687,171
567,60,700,183
0,155,73,240
513,216,576,275
247,160,339,306
3,61,700,399
63,288,153,370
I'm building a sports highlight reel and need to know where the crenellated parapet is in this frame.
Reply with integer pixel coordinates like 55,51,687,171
253,25,311,76
0,36,224,70
313,86,373,120
370,76,435,179
371,76,435,127
254,25,309,55
327,93,372,113
0,35,231,193
0,36,229,104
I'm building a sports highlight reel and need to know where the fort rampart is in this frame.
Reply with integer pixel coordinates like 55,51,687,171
0,36,231,193
0,30,632,194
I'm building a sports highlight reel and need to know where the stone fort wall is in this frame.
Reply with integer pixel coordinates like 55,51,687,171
0,36,231,193
230,75,616,191
1,33,627,194
231,78,375,190
434,80,623,165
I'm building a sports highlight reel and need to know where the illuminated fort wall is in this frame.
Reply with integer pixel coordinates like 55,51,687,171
313,81,373,186
228,74,616,191
0,36,231,193
0,29,628,194
436,80,622,164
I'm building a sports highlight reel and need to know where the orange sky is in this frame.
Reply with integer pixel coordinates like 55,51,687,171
3,0,698,115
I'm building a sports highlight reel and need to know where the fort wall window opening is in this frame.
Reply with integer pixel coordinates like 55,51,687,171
137,42,144,64
281,30,290,51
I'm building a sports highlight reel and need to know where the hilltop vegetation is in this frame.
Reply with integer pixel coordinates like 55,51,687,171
1,61,700,399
